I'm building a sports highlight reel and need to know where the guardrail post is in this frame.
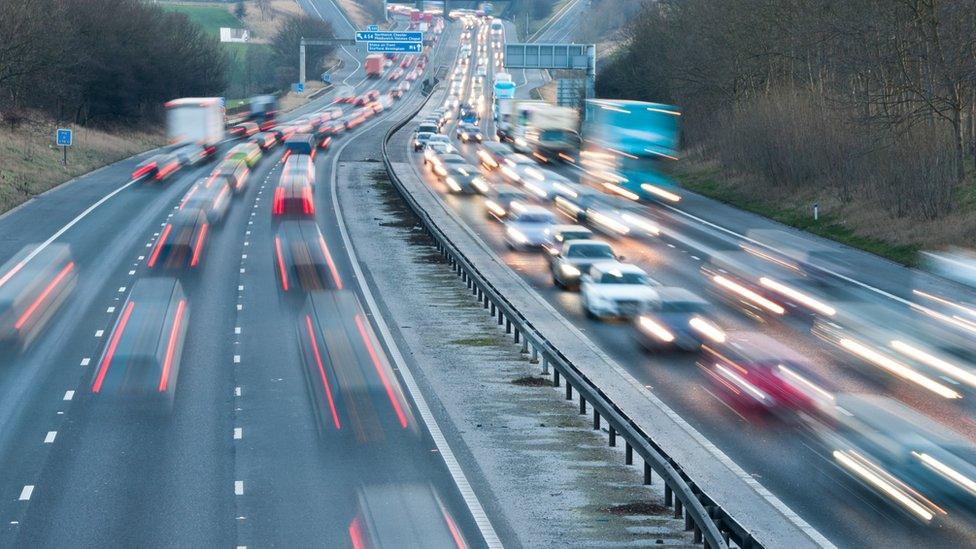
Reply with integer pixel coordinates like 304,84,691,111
592,409,600,430
625,443,633,465
643,462,652,485
608,426,616,447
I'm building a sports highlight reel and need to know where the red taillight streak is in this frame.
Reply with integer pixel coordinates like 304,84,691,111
302,186,314,215
190,223,208,267
272,187,285,215
443,509,466,549
148,224,172,267
348,517,365,549
14,261,74,330
353,314,408,428
92,300,136,393
305,315,341,429
158,299,185,392
317,235,343,290
274,236,289,291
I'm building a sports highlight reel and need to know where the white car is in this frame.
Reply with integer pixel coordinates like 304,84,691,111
504,204,556,250
581,262,660,319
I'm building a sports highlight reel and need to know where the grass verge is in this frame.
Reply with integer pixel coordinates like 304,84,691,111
676,163,921,266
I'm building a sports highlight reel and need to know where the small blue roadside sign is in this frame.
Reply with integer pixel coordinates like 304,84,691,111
56,128,72,147
356,31,423,43
367,24,379,31
292,82,305,93
367,42,422,53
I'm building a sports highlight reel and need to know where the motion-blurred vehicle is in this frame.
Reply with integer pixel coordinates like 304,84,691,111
476,141,513,169
504,203,555,251
148,208,210,270
700,331,832,416
0,243,76,349
132,153,181,181
807,393,976,524
298,291,417,442
274,220,339,293
634,288,722,351
484,184,528,221
284,133,317,158
229,121,259,138
225,142,262,168
455,122,483,143
438,163,483,194
581,262,659,319
209,158,250,194
549,239,616,290
179,178,231,225
90,278,188,408
413,131,435,151
349,483,467,548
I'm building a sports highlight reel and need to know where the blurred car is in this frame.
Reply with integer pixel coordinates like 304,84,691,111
477,141,514,170
455,122,483,143
413,131,434,151
504,203,556,250
225,141,262,168
549,239,617,290
209,159,250,194
634,288,723,351
179,178,231,225
148,208,210,270
349,483,467,548
485,184,529,221
250,131,278,150
132,153,180,181
428,153,468,177
90,277,188,407
439,164,483,194
298,291,417,442
808,393,976,524
700,331,832,415
0,243,76,349
581,262,659,319
274,220,340,293
272,173,315,217
423,142,456,166
229,121,259,137
172,143,215,167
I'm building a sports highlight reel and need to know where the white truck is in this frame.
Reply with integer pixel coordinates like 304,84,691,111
164,97,225,147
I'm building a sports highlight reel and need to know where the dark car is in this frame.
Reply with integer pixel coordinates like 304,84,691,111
90,277,188,409
273,220,341,293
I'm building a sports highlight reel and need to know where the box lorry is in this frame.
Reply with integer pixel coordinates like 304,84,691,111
365,54,384,78
165,97,225,147
581,99,681,198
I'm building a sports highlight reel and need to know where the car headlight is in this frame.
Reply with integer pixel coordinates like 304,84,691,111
560,263,581,277
507,227,529,244
445,177,462,192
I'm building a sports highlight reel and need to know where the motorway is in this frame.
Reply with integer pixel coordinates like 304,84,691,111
392,13,976,549
0,10,501,548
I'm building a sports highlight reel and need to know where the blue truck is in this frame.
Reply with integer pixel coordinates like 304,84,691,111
581,99,681,200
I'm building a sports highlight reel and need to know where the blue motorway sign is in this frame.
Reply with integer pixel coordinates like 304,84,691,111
355,31,422,43
56,128,72,147
366,42,422,53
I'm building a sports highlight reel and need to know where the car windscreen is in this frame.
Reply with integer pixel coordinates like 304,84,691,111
566,244,614,258
599,272,648,285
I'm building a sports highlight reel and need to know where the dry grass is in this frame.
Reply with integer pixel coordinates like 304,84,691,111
0,115,164,214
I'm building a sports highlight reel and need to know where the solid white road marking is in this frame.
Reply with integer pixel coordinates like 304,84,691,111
18,486,34,501
44,431,57,444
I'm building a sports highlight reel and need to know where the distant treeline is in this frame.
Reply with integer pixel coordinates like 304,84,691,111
0,0,227,125
598,0,976,222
